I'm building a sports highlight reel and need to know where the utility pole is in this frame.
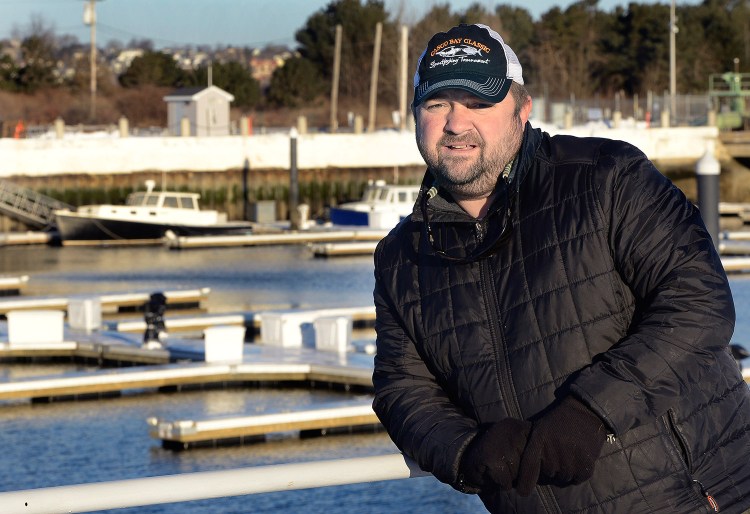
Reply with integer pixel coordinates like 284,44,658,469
398,25,408,131
83,0,100,122
330,25,342,133
367,22,382,133
669,0,678,124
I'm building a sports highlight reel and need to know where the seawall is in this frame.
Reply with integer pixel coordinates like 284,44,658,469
1,124,740,227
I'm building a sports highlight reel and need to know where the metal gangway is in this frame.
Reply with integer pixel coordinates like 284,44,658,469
0,178,74,229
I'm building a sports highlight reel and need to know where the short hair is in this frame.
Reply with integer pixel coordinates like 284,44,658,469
510,82,531,118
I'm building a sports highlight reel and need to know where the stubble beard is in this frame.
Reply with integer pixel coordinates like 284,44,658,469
417,115,524,200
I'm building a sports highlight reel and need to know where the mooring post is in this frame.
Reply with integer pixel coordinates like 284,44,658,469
696,139,721,248
289,127,300,230
242,158,250,222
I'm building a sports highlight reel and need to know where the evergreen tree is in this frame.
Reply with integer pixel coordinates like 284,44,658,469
266,57,325,107
119,51,186,88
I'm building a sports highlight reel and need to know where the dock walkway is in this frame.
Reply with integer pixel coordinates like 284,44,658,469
151,399,379,450
0,287,210,315
166,228,388,249
0,343,374,402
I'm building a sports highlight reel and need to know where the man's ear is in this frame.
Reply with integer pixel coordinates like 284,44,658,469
520,97,533,124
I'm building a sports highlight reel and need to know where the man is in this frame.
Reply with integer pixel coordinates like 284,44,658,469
372,23,750,513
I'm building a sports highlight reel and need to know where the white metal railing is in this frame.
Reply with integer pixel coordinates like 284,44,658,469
0,453,429,514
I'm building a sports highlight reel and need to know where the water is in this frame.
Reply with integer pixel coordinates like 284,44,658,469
0,244,485,513
1,244,749,513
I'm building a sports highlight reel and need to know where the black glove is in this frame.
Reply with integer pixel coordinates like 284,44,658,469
516,396,607,496
459,418,532,492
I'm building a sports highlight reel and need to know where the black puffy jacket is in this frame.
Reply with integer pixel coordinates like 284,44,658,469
372,124,750,513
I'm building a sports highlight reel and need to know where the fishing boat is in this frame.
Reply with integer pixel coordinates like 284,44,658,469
53,181,253,242
328,180,419,229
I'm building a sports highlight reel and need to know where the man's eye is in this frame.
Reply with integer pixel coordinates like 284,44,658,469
424,102,446,110
469,102,492,109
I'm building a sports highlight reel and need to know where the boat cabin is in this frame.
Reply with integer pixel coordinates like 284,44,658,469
362,180,420,206
126,191,201,211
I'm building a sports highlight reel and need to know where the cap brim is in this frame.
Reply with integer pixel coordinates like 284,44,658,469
414,74,512,106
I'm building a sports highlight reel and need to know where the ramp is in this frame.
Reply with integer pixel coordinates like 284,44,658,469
0,179,74,229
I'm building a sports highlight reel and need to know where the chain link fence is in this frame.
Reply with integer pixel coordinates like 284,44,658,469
530,92,713,128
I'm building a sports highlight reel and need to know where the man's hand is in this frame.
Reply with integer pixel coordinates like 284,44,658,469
516,396,607,496
459,418,532,492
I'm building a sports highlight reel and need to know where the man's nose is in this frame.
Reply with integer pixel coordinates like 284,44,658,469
444,104,472,134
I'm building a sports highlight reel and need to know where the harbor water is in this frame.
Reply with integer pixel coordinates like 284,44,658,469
0,244,485,513
1,243,750,513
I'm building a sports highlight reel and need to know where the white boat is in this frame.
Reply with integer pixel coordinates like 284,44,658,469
328,180,419,229
54,181,253,242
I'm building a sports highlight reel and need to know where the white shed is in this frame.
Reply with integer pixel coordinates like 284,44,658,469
163,85,235,137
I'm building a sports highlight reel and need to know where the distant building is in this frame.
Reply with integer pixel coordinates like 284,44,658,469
112,49,144,75
163,85,234,137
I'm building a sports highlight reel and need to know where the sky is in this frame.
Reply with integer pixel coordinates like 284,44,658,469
0,0,701,49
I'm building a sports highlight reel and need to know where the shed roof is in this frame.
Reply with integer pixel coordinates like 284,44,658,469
163,85,235,103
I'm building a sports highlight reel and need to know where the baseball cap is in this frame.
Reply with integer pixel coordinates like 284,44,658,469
413,23,524,107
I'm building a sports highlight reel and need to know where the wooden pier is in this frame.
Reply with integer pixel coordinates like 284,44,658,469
151,399,379,450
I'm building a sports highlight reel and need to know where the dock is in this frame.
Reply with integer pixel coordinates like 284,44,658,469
150,399,379,449
61,238,165,247
0,334,171,366
310,241,379,257
165,229,388,249
721,257,750,273
0,275,28,296
108,305,376,335
109,312,250,333
0,231,52,246
0,344,375,402
0,287,210,315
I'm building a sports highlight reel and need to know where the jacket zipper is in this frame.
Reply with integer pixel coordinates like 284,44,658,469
666,411,719,512
693,480,719,512
476,183,560,513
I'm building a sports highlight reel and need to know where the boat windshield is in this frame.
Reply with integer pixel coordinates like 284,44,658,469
125,191,199,209
180,196,196,209
126,193,145,206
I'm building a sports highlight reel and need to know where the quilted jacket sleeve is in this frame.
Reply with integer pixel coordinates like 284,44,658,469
570,141,736,435
371,236,479,488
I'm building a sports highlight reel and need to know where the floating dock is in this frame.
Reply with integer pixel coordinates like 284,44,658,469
109,312,249,334
165,229,388,249
0,287,210,315
150,399,379,450
0,344,374,402
310,241,379,257
0,232,52,246
0,336,170,366
61,238,165,247
721,257,750,273
108,305,376,335
0,275,29,296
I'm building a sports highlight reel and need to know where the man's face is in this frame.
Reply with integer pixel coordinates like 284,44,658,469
415,88,530,200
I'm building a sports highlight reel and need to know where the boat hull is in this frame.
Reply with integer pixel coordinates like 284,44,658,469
55,213,253,241
328,207,370,226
